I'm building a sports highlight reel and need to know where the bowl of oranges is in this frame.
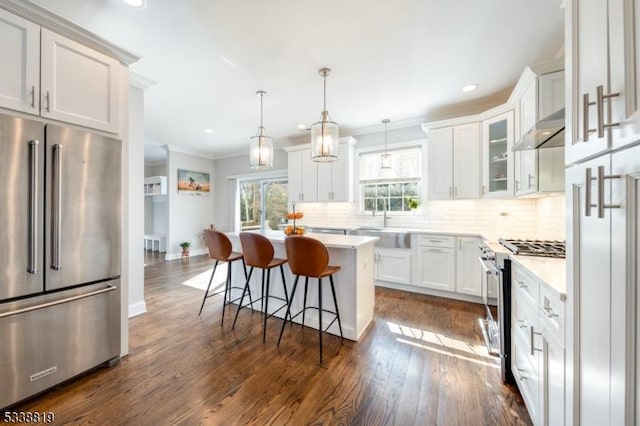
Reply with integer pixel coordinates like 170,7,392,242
284,225,305,236
285,211,303,220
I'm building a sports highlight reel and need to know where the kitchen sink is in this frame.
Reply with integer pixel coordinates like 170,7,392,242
349,227,411,249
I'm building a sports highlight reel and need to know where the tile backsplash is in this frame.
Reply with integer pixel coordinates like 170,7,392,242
295,195,566,242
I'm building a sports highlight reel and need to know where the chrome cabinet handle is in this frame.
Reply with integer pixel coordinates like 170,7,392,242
516,318,528,329
28,139,39,274
596,85,621,138
51,144,63,271
454,186,458,196
517,280,527,288
515,179,520,191
583,93,597,142
530,326,543,356
516,367,528,381
527,174,535,189
44,90,50,113
586,166,621,218
30,85,35,109
542,305,559,318
482,184,486,194
448,187,452,197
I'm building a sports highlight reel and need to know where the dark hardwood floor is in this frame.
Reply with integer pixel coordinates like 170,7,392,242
10,253,532,425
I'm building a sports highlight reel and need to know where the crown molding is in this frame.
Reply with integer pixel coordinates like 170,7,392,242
0,0,141,65
164,144,216,160
130,72,156,90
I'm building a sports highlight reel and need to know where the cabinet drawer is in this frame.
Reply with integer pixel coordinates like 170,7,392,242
512,264,539,304
512,289,538,346
416,234,455,248
539,285,565,346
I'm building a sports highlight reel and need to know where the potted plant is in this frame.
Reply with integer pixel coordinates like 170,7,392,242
407,197,421,211
179,241,191,257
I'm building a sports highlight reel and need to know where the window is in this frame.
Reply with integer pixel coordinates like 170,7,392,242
358,146,422,213
238,178,288,231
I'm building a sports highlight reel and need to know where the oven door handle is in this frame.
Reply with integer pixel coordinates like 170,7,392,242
479,258,500,275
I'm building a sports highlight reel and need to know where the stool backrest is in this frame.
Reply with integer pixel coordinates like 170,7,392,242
239,232,275,268
285,236,328,278
204,229,233,261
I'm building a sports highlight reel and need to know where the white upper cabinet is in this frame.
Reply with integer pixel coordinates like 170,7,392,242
0,8,39,114
567,0,640,163
41,29,120,133
286,138,355,204
482,111,514,198
427,123,481,200
0,9,121,134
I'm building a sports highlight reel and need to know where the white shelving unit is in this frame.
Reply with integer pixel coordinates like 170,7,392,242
144,176,167,196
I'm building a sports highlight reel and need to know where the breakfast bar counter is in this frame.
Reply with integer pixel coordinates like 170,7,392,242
227,231,378,341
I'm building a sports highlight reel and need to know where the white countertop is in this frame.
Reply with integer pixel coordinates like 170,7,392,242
228,230,379,249
305,224,484,239
509,255,566,300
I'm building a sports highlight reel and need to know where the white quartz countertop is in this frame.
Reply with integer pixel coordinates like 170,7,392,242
509,255,566,300
227,230,379,249
305,224,483,238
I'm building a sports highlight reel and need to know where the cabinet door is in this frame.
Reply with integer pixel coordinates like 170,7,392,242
453,122,481,198
376,248,411,285
455,237,482,296
0,9,39,114
317,142,352,202
566,0,610,163
518,150,537,195
427,127,453,199
567,155,612,426
287,150,303,204
519,79,537,138
482,111,514,197
40,29,120,133
543,334,565,426
415,247,455,291
538,71,565,119
300,149,317,201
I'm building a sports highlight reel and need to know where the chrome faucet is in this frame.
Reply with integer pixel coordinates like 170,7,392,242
382,199,390,228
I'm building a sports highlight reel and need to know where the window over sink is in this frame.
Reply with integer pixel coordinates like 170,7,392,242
358,145,423,213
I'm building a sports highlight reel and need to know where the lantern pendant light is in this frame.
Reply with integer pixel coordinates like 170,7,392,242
381,119,391,169
249,90,273,170
311,67,339,162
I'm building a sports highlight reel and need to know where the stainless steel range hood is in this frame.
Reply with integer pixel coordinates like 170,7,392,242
512,108,565,151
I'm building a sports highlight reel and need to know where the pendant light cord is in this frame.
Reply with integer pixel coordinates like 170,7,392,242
323,73,327,112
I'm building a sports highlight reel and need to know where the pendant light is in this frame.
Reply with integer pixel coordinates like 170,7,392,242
249,90,273,170
381,119,391,169
311,67,339,162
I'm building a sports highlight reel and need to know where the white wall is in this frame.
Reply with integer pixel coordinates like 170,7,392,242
166,150,216,259
127,85,146,320
213,150,288,231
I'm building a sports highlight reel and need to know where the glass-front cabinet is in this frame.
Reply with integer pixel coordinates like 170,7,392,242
482,111,514,198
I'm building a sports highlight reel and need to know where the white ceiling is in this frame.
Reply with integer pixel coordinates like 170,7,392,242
29,0,564,162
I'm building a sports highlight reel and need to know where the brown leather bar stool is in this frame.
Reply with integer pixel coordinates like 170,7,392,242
277,236,343,364
233,232,291,342
199,229,250,326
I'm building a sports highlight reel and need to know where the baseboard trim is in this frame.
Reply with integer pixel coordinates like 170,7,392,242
128,301,147,318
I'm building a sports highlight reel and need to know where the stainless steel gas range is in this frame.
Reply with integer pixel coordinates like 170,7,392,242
478,238,565,385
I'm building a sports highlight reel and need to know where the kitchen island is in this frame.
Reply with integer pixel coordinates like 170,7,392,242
227,231,378,341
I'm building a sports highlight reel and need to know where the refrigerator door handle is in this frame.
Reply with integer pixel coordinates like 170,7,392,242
28,139,39,274
51,144,63,271
0,285,117,319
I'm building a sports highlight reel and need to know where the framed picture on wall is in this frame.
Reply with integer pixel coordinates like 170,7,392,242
177,169,210,194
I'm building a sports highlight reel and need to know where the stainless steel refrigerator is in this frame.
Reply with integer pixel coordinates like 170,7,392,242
0,113,121,409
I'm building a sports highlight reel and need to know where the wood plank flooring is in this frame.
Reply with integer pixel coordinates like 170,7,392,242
10,254,532,425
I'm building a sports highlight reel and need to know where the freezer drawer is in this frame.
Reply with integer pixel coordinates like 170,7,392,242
0,281,120,409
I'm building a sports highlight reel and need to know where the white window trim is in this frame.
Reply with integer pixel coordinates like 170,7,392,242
229,169,288,232
355,139,427,215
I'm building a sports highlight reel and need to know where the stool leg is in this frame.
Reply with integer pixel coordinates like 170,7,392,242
241,258,253,308
263,267,271,343
318,277,323,364
220,261,232,326
329,274,344,342
279,265,291,323
302,276,309,327
278,275,300,347
199,260,219,316
232,266,254,329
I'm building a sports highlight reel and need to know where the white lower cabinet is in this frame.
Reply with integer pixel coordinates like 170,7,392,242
511,261,566,426
374,247,411,285
414,235,456,291
455,237,482,296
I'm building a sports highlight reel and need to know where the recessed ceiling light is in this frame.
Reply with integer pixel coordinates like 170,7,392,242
122,0,146,8
462,84,478,93
297,123,307,130
204,129,213,134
